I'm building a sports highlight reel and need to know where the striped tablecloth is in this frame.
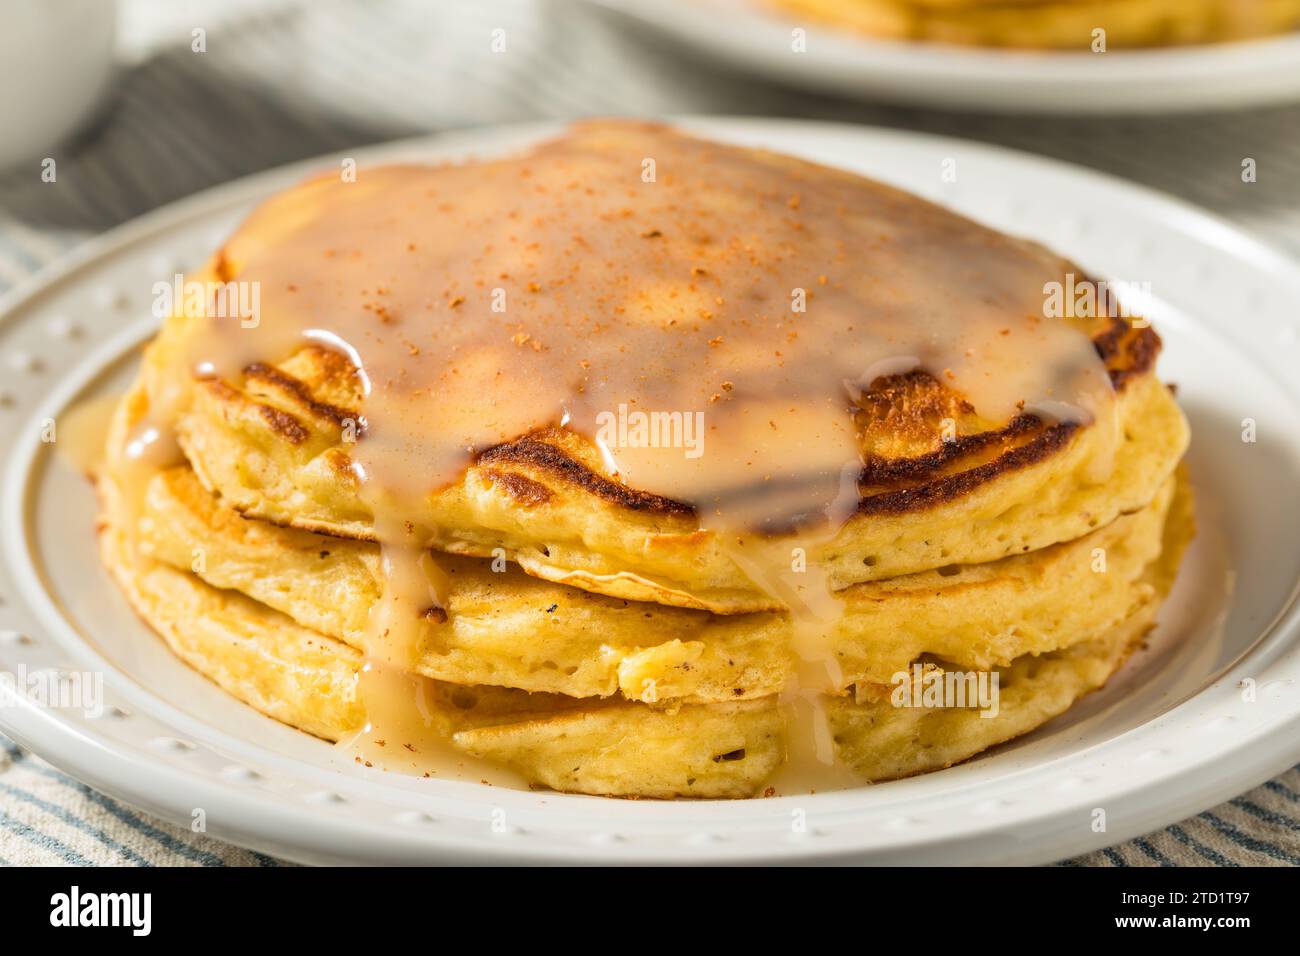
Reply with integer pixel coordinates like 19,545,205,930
1,0,1298,867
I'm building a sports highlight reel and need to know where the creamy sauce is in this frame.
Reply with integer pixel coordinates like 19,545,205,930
342,661,526,787
339,506,524,786
56,395,121,476
61,394,186,527
163,121,1117,793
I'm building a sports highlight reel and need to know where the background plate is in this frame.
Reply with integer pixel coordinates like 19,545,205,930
1,119,1299,865
585,0,1300,114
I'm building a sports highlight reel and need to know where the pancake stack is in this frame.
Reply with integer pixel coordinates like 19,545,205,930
97,122,1192,798
772,0,1300,48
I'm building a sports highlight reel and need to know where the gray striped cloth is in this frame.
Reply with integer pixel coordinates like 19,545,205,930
1,0,1298,866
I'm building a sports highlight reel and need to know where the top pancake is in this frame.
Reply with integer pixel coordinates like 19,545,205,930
136,120,1188,613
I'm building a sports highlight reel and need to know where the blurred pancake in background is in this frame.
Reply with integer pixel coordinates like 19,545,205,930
771,0,1300,49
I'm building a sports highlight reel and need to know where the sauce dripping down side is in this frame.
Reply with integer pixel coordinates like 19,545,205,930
166,121,1118,792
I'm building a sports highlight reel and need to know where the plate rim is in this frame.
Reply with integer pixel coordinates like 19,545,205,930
583,0,1300,113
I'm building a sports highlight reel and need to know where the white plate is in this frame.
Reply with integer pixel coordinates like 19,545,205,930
1,119,1299,866
586,0,1300,114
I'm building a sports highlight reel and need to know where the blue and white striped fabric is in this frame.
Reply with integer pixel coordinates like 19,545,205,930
1,0,1298,866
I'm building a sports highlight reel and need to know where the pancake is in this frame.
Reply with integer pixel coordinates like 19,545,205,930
134,121,1188,615
96,120,1196,796
161,347,1183,615
771,0,1300,49
97,438,1193,797
134,456,1178,704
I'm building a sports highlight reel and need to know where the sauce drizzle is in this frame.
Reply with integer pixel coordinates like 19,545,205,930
163,121,1117,792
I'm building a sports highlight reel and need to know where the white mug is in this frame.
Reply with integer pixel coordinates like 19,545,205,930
0,0,118,170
